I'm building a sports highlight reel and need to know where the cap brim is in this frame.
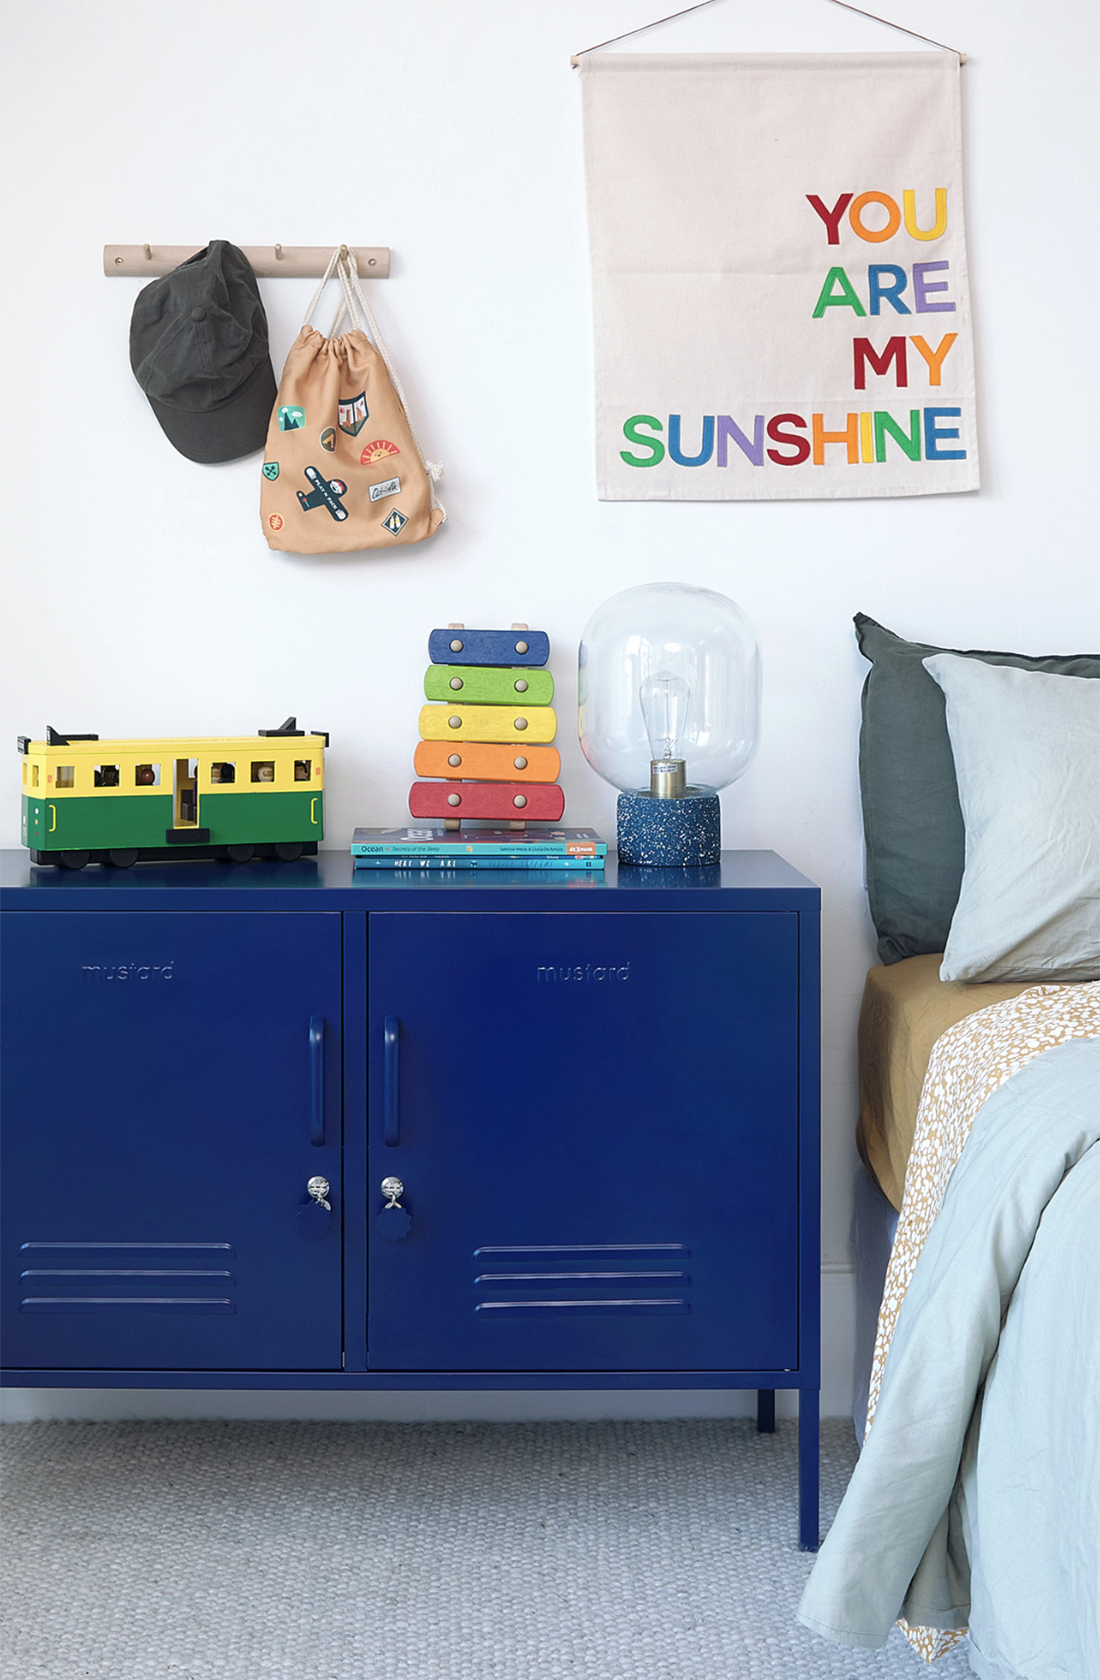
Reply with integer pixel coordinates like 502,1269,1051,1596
145,354,278,464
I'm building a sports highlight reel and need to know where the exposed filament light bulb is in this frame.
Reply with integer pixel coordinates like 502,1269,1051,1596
639,669,690,798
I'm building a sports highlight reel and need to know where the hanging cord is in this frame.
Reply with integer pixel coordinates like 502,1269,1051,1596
571,0,720,62
327,250,358,339
570,0,965,65
336,249,446,518
301,244,369,338
302,246,347,329
824,0,965,59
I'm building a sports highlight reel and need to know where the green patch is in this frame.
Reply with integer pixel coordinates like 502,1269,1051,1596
262,462,280,481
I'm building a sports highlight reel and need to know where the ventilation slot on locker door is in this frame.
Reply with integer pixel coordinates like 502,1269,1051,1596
472,1243,693,1317
17,1242,237,1314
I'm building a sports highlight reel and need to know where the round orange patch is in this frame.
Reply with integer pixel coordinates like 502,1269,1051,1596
269,514,284,531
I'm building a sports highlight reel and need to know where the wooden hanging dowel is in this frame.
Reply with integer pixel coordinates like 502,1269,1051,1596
103,244,390,278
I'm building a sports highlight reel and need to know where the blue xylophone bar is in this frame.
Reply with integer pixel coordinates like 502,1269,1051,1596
428,628,550,668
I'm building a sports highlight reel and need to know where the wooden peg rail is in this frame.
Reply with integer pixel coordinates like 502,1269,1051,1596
104,245,390,278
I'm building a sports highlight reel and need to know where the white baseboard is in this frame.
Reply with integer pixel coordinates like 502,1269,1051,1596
1,1270,858,1424
819,1263,857,1420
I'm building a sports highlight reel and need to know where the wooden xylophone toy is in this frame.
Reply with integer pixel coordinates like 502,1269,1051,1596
410,624,565,828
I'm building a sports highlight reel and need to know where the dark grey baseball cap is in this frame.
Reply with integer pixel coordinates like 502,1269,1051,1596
129,240,277,463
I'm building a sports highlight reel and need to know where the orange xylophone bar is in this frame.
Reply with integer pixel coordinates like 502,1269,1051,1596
413,740,561,782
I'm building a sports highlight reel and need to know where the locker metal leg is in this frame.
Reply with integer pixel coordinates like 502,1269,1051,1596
799,1386,820,1551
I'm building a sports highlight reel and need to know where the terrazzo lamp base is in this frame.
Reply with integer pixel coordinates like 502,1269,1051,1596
616,788,721,866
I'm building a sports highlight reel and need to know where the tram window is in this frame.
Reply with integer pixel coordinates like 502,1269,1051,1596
55,766,75,789
94,765,120,788
135,763,160,787
210,761,236,785
251,760,276,783
21,762,27,784
294,760,312,782
31,765,39,788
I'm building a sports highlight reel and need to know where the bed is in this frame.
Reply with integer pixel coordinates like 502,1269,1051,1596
849,952,1032,1444
798,617,1100,1679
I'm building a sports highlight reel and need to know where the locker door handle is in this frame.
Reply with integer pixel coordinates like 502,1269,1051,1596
384,1016,400,1146
309,1016,325,1146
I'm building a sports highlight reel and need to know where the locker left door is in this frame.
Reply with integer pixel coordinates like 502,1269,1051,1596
1,911,343,1372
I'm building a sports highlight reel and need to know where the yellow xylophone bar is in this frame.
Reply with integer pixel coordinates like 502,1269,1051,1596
418,705,557,745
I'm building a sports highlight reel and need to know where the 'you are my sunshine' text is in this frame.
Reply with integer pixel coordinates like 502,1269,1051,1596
620,187,967,472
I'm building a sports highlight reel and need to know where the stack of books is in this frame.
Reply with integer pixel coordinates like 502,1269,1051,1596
351,826,608,871
351,622,606,872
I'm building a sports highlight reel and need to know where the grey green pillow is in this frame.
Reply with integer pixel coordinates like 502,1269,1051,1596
855,614,1099,965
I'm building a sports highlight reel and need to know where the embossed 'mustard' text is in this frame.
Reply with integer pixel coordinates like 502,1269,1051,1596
537,963,630,982
82,964,174,981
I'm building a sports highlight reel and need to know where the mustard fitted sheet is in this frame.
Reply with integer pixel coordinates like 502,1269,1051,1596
855,954,1030,1210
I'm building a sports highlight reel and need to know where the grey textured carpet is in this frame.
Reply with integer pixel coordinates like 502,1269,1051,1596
1,1417,972,1680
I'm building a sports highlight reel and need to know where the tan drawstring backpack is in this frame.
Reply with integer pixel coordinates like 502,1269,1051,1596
260,248,445,553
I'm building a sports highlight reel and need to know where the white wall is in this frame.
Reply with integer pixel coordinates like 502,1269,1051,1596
2,0,1096,1421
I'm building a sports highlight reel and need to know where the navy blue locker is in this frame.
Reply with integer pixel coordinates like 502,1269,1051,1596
1,912,342,1371
367,911,799,1372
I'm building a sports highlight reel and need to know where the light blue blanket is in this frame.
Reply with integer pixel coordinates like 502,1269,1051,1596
798,1035,1099,1680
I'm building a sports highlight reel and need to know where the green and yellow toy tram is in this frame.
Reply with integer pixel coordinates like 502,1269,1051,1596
19,717,327,868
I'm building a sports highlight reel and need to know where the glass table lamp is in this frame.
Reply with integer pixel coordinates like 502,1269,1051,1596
578,583,760,865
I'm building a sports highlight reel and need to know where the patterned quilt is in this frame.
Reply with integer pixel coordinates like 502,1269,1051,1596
798,983,1100,1677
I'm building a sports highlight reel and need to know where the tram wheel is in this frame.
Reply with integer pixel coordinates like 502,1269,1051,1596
108,849,139,868
227,844,255,864
275,842,304,861
59,851,90,870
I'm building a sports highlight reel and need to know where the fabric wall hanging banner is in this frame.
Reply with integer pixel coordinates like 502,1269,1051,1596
580,54,978,501
261,249,445,553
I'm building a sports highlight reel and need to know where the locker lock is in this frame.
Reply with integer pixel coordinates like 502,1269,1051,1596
378,1177,411,1242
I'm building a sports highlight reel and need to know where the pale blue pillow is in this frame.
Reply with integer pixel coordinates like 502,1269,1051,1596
922,654,1100,983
